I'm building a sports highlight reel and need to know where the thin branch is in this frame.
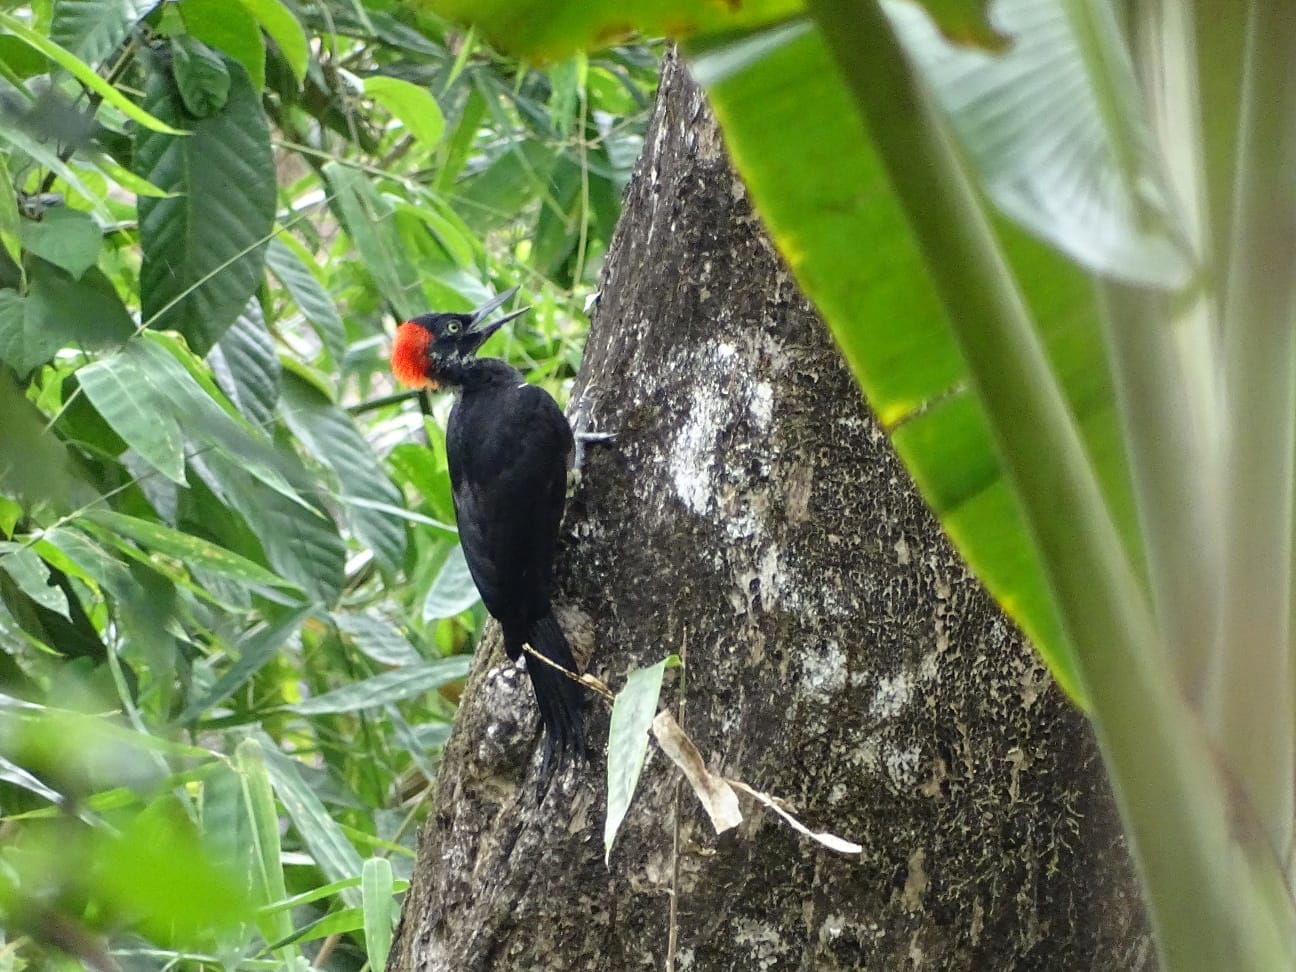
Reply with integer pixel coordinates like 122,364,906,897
665,627,687,972
346,389,422,415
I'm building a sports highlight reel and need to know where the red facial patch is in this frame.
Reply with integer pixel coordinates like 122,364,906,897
392,321,437,389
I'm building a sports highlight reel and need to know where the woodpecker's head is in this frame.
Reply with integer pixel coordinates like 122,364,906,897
391,287,528,389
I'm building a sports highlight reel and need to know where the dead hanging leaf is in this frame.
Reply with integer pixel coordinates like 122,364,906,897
726,779,863,856
650,710,743,835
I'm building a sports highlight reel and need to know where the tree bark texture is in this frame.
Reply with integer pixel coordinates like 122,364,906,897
390,52,1151,972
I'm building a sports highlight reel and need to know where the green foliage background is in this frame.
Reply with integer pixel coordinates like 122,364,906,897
0,2,657,967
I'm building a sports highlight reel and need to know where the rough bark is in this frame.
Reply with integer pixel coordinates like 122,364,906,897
390,52,1151,971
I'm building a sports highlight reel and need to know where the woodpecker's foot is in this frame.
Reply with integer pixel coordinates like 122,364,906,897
568,386,618,489
569,432,617,492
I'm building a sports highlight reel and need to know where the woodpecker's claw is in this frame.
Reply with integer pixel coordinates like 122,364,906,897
571,432,618,489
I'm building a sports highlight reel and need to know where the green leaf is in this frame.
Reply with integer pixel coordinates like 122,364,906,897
321,162,425,321
10,259,133,374
0,371,75,506
85,148,172,198
422,544,479,621
0,125,107,219
178,0,266,91
0,753,63,804
292,656,470,715
426,0,797,60
0,543,70,618
332,495,455,532
259,740,366,907
388,205,486,308
235,738,297,956
35,528,184,689
77,342,187,484
0,497,20,536
36,527,132,597
268,907,365,948
0,156,23,268
265,237,347,364
278,372,407,574
546,56,583,137
80,333,307,509
908,0,1006,50
0,290,30,376
605,655,678,864
193,450,346,605
0,35,48,79
364,75,445,150
136,54,275,353
139,331,309,508
18,206,100,279
456,140,559,234
85,508,302,592
170,34,231,117
235,0,307,83
0,10,185,134
885,0,1188,286
434,86,487,193
211,296,281,432
92,794,253,947
361,857,395,971
530,160,584,278
256,875,365,916
50,0,157,67
178,605,315,722
389,439,455,523
394,197,482,273
332,612,422,667
201,761,254,895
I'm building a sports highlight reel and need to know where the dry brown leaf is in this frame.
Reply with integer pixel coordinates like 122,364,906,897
726,779,863,856
650,710,742,834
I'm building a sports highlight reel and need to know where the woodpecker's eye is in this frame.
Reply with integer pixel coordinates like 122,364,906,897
446,320,461,334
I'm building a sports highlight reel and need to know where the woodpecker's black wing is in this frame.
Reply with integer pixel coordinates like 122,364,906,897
447,377,586,770
446,380,574,638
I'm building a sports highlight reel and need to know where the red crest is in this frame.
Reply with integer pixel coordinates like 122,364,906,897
391,321,436,389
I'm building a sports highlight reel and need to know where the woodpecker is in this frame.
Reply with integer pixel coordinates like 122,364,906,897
391,287,584,774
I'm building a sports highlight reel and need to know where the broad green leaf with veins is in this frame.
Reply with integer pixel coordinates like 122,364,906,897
50,0,158,67
136,54,275,354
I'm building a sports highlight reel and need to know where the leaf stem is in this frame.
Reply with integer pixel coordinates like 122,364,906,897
1211,0,1296,863
1097,283,1221,700
1111,0,1222,699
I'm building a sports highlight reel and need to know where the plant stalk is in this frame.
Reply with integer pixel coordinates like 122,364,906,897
1097,283,1220,700
1101,0,1223,702
1211,0,1296,866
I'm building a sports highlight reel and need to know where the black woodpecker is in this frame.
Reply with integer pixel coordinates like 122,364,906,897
391,287,584,773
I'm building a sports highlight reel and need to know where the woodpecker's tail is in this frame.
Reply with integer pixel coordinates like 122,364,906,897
519,611,585,776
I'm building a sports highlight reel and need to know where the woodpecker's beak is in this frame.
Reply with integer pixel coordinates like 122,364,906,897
465,286,529,349
470,286,519,323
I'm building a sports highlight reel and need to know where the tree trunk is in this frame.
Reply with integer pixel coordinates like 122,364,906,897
390,51,1151,972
